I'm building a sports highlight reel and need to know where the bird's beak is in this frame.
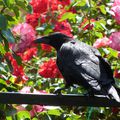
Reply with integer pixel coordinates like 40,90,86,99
34,36,49,45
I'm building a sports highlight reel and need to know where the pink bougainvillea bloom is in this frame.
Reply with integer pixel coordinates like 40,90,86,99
19,86,46,117
111,0,120,24
12,23,36,53
93,36,111,48
112,0,120,6
109,32,120,51
111,5,120,24
30,105,44,117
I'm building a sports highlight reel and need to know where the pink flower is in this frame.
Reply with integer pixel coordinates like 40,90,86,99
19,87,46,117
111,5,120,24
112,0,120,6
12,23,36,53
109,32,120,51
30,105,44,117
93,36,111,48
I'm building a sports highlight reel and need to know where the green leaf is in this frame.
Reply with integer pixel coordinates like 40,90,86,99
0,43,6,55
5,107,17,116
12,52,22,65
15,0,27,9
6,116,13,120
16,111,31,120
2,29,15,43
108,48,118,58
13,6,20,18
2,0,15,8
27,4,33,14
0,78,7,86
32,118,38,120
2,37,9,52
59,12,76,22
73,0,86,7
94,32,103,38
0,78,7,90
47,109,62,116
5,15,15,21
0,14,7,29
5,57,13,73
94,19,106,31
99,5,106,15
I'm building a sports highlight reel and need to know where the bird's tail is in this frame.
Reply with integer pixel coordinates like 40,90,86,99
108,86,120,102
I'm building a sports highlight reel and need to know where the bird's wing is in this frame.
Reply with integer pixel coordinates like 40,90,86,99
59,41,114,91
58,41,102,91
90,46,114,83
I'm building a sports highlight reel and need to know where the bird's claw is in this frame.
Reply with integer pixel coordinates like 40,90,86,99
54,88,62,95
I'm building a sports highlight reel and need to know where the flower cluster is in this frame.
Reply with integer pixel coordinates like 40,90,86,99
12,23,36,53
109,32,120,51
39,59,62,78
26,0,71,28
18,48,38,62
26,0,72,52
93,36,111,48
93,32,120,55
111,0,120,24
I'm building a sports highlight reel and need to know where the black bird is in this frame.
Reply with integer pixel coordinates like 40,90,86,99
34,32,120,102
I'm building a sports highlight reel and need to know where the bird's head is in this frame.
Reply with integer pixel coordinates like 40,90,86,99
34,32,72,50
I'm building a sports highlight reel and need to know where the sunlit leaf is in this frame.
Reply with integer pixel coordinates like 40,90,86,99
2,0,15,8
0,43,6,55
59,12,76,22
99,5,106,15
47,109,62,116
13,6,20,18
16,111,31,120
108,48,118,58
